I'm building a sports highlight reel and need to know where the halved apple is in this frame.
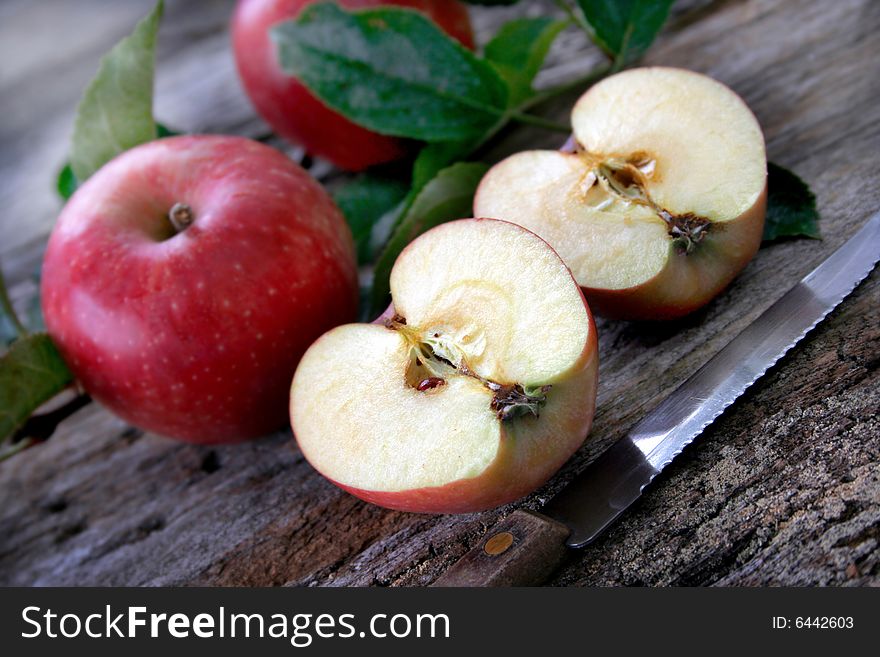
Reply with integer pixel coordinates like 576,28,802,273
474,67,767,320
290,219,598,513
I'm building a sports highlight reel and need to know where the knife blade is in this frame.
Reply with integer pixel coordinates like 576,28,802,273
433,211,880,586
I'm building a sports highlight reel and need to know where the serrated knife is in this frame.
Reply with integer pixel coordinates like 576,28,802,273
433,211,880,587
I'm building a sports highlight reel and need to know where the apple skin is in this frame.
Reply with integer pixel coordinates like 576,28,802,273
580,184,768,321
42,135,358,443
232,0,475,171
292,221,599,514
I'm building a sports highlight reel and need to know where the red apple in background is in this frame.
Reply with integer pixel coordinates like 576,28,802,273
42,135,358,443
232,0,475,171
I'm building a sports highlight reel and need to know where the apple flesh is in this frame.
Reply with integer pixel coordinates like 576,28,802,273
42,135,358,443
290,219,598,513
232,0,475,171
474,67,767,320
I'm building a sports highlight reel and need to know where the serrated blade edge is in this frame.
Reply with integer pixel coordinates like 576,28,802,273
544,212,880,548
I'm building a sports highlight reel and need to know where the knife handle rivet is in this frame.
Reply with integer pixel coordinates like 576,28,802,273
484,531,515,556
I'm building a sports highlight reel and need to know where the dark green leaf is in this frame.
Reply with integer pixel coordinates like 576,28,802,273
576,0,674,63
156,122,177,138
369,162,488,316
485,17,568,106
57,164,79,201
0,334,73,442
333,175,409,264
365,139,485,277
412,140,476,190
272,3,508,142
763,162,821,243
354,140,477,291
70,0,163,182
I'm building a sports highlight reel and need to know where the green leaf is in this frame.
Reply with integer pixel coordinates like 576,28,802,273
59,122,177,201
349,140,479,293
272,3,508,142
155,122,176,138
485,17,568,106
412,140,476,190
70,0,164,182
0,334,73,442
576,0,674,64
461,1,521,5
763,162,821,243
369,162,488,317
373,139,486,274
57,164,79,201
333,174,409,264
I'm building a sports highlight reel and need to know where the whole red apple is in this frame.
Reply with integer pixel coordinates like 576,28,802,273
232,0,475,171
42,135,358,443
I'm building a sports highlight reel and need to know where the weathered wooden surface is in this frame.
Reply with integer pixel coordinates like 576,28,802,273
0,0,877,586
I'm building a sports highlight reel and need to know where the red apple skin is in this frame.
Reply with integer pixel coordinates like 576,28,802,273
232,0,475,171
42,135,358,443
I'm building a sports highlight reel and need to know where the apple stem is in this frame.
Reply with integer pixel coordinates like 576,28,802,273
168,203,194,233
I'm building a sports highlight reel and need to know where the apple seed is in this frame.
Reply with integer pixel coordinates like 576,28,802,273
416,377,446,391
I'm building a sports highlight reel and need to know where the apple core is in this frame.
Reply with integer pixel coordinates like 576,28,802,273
384,312,553,421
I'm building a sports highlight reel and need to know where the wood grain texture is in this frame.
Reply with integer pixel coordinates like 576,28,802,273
432,510,570,587
0,0,877,586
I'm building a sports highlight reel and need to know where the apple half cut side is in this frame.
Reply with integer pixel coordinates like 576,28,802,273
290,219,598,513
474,67,768,320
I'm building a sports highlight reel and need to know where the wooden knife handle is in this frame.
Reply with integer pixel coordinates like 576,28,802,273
431,509,571,587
